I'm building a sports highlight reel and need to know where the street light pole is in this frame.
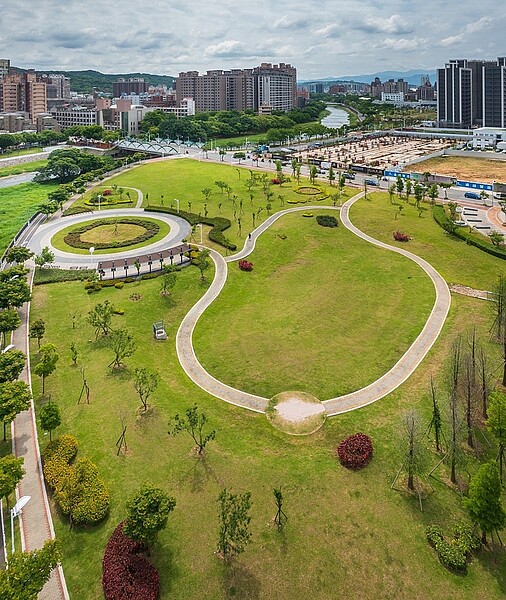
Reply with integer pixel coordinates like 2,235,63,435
175,198,180,213
10,496,30,555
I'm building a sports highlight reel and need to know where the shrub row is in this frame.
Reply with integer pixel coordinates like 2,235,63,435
83,268,179,292
337,433,373,469
147,206,237,251
102,521,160,600
84,199,131,207
42,435,110,526
63,206,94,216
426,523,481,574
63,218,159,250
432,204,506,260
34,267,95,285
316,215,339,228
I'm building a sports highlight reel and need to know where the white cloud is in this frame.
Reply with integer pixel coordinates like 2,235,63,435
204,40,246,58
312,24,339,38
440,16,493,46
360,14,414,35
376,37,427,52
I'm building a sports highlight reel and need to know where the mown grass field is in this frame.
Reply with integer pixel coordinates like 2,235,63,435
194,209,435,399
0,182,57,255
25,156,506,598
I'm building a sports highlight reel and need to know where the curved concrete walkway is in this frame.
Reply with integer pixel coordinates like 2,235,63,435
176,193,451,416
26,208,191,268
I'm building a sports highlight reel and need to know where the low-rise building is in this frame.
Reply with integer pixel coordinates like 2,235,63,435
472,127,506,149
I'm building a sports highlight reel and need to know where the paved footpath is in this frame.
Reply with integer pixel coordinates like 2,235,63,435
11,265,69,599
176,192,451,416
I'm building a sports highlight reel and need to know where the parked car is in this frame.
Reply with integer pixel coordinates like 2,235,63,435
364,178,379,186
464,191,481,199
343,173,355,180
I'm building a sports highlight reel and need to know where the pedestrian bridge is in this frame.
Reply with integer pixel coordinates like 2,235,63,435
118,138,204,156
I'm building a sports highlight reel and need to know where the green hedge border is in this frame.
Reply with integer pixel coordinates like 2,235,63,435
432,204,506,260
63,218,160,250
147,206,237,251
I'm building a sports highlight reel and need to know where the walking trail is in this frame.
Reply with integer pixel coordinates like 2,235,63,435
176,192,451,416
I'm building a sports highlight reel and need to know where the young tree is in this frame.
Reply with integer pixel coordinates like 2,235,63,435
34,247,55,268
33,343,59,396
123,485,176,546
328,165,335,186
413,183,424,208
0,454,24,508
489,231,505,247
107,328,136,369
87,300,115,339
487,391,506,481
4,246,34,264
196,248,211,280
217,489,252,559
160,268,177,296
0,380,31,440
405,179,413,203
0,539,60,600
388,184,396,204
427,376,443,453
309,165,318,184
0,349,25,383
0,308,21,348
464,461,506,544
169,403,215,455
39,401,61,441
447,201,459,222
401,411,425,491
29,318,45,349
70,341,78,365
428,184,439,205
395,175,404,198
273,487,288,530
133,367,159,412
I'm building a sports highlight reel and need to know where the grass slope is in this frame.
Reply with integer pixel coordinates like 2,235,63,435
194,210,435,399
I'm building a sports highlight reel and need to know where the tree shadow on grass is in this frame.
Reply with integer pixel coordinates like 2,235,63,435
476,541,506,594
179,454,223,493
221,561,261,600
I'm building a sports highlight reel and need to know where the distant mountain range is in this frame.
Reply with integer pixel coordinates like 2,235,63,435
301,69,437,87
11,67,175,94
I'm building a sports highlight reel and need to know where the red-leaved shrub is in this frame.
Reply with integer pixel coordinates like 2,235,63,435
337,433,373,469
239,260,253,271
393,231,410,242
102,521,160,600
271,178,281,184
102,189,113,196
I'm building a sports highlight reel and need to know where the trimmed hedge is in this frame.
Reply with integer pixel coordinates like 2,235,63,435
337,433,373,469
42,435,110,526
34,267,94,285
63,218,159,250
433,204,506,260
63,206,94,216
147,206,237,251
316,215,339,228
102,521,160,600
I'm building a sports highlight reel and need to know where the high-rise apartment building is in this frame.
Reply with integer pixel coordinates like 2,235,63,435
113,78,149,97
0,70,47,123
0,59,10,78
437,57,506,128
39,74,71,99
176,63,297,113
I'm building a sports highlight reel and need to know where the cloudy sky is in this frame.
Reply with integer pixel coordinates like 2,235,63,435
1,0,503,79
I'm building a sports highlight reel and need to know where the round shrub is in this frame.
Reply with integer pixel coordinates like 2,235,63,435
426,524,444,548
316,215,339,228
434,539,467,573
337,433,373,469
102,521,160,600
239,260,253,271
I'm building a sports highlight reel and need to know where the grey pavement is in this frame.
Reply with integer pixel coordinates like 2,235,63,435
11,266,69,599
176,193,451,417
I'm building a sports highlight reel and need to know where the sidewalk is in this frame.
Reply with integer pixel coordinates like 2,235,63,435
11,265,69,599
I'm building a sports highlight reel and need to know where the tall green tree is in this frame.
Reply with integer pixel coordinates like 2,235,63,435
0,539,60,600
464,461,506,544
0,266,31,309
0,308,21,348
491,275,506,386
29,318,45,349
34,247,55,268
196,248,211,280
107,328,136,369
487,391,506,481
0,454,24,508
87,300,115,339
169,403,216,455
133,368,159,412
4,246,33,264
123,485,176,546
217,489,252,559
0,349,25,383
0,380,31,440
33,343,59,396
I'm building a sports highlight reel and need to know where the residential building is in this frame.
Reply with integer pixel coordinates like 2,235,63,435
0,59,10,78
39,74,71,99
0,71,47,123
370,77,407,99
381,92,405,103
0,112,29,132
437,57,506,128
112,78,149,97
176,63,297,113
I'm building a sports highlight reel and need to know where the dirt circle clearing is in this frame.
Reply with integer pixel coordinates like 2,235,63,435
266,391,326,435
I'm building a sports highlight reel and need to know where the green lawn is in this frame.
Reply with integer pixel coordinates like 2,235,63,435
70,159,353,253
69,184,138,212
194,210,435,399
0,182,57,255
351,193,505,290
0,159,48,178
0,147,45,158
51,217,171,255
28,270,505,600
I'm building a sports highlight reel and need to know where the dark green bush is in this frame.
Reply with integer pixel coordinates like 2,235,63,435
63,218,159,250
453,523,481,554
34,268,95,285
147,206,237,250
426,524,444,548
316,215,339,228
434,539,467,573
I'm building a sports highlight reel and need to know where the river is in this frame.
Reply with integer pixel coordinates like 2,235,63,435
321,105,350,128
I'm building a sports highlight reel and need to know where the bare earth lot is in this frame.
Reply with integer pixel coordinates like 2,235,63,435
413,155,506,182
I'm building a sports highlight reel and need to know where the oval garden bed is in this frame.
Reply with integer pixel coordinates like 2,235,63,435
52,217,171,255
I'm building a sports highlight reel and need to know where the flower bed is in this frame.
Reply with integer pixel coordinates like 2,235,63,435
337,433,373,469
63,218,159,250
239,260,253,271
102,521,160,600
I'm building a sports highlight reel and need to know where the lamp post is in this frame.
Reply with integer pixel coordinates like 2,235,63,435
197,223,203,244
97,194,102,211
175,198,180,213
11,495,30,554
89,246,95,268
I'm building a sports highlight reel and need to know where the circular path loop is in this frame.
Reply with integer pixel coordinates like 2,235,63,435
176,192,452,416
